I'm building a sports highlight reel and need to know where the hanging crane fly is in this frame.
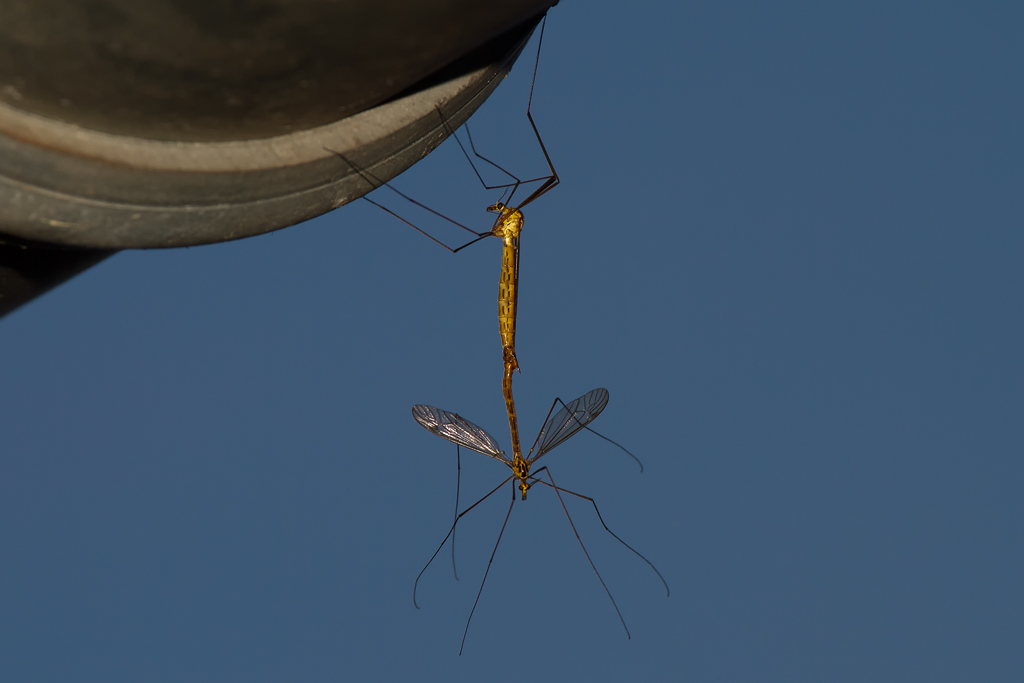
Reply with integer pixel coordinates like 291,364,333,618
328,15,559,376
412,388,668,654
332,14,559,361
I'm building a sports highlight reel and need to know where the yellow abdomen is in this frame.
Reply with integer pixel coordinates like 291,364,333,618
493,208,524,370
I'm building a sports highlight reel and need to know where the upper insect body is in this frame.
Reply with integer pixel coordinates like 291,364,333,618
412,388,610,501
488,201,524,373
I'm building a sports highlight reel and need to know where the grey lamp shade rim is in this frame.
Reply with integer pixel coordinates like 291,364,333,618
0,6,551,249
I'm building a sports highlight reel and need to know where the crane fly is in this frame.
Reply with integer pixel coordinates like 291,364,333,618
333,14,559,371
412,388,669,654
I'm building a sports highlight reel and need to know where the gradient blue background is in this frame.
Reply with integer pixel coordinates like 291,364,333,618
3,2,1023,680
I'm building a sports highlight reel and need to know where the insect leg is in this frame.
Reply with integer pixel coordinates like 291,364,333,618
440,14,559,211
529,467,631,640
514,14,559,211
460,484,516,656
556,396,644,472
433,106,521,194
531,468,670,597
525,395,563,458
414,475,513,609
326,147,489,252
451,445,461,581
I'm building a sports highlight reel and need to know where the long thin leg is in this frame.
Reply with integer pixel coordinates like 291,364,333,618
531,468,670,597
431,110,524,216
436,103,551,213
464,125,521,189
525,395,563,456
460,485,516,656
445,117,558,205
462,120,565,203
451,446,461,581
433,106,522,192
444,15,559,212
363,195,488,253
580,425,643,473
512,15,560,211
531,467,631,640
554,396,644,473
414,475,513,609
326,147,489,253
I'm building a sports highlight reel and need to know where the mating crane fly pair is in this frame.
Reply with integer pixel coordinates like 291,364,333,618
336,15,667,654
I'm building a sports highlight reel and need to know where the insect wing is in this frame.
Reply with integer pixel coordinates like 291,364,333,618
412,405,510,464
530,388,610,462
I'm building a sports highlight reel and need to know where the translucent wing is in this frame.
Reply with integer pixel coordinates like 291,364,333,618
529,388,610,463
412,405,510,464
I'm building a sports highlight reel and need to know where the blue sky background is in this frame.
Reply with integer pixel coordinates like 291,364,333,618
2,2,1023,680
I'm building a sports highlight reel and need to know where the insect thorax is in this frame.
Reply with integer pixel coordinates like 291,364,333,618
512,456,531,500
489,204,524,241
